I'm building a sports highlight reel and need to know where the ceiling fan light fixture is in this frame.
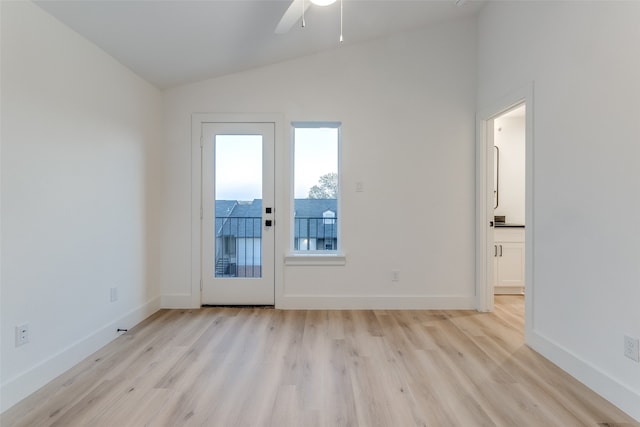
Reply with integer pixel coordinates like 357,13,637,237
310,0,337,6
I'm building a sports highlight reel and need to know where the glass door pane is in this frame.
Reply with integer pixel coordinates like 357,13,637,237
214,135,262,278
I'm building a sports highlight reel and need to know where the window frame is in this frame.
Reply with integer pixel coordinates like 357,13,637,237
287,121,344,263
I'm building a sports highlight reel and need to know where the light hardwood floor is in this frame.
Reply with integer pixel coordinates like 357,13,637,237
2,296,638,426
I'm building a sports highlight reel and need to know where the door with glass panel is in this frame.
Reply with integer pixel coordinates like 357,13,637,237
201,122,275,305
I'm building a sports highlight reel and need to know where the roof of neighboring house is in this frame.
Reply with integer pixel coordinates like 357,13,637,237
230,200,263,218
215,200,262,238
293,199,337,217
293,199,337,239
215,200,237,218
215,199,337,239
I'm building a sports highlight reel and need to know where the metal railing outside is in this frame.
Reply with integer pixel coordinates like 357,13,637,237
215,217,262,278
294,216,338,251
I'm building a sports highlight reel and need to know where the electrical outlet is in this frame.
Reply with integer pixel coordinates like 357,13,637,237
15,323,29,347
624,335,640,362
391,270,400,282
110,287,118,302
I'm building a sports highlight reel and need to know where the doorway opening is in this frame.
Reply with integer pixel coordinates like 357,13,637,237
492,105,526,330
476,84,533,343
492,105,526,295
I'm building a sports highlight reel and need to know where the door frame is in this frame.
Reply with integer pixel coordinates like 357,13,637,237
475,83,534,341
191,113,284,308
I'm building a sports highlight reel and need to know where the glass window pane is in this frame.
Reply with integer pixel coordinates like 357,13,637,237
293,126,340,252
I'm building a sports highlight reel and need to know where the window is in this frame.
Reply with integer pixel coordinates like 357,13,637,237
292,122,341,253
322,210,336,225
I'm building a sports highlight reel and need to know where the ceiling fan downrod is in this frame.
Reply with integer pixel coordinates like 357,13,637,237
340,0,343,43
302,0,306,27
301,0,344,43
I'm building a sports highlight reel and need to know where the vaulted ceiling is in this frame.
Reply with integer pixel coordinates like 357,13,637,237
35,0,485,89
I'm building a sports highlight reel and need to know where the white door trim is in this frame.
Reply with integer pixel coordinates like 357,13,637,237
191,113,284,308
476,83,534,341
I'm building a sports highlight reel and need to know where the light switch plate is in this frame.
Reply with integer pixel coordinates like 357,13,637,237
624,335,640,362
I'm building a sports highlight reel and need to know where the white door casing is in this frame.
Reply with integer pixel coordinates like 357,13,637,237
191,114,283,308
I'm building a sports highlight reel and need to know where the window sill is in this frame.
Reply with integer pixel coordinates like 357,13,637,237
284,254,346,266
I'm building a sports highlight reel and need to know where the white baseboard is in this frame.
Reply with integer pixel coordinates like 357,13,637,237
278,294,477,310
494,286,524,295
528,329,640,422
159,293,476,310
0,297,161,414
161,293,197,308
160,293,477,310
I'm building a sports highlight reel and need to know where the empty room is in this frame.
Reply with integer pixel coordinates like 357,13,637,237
1,0,639,425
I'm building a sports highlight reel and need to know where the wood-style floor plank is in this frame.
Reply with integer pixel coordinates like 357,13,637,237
2,296,638,426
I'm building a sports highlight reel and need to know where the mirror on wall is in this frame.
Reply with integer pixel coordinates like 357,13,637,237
494,145,499,209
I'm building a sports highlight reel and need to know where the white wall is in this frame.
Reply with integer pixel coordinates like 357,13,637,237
494,113,525,224
161,16,478,309
478,1,640,419
2,0,637,420
1,1,162,412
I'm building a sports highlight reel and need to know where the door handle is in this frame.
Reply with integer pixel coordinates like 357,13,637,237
265,219,273,227
490,221,494,227
494,245,497,257
499,244,503,257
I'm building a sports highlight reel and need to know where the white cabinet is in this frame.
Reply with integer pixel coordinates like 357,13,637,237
493,227,525,294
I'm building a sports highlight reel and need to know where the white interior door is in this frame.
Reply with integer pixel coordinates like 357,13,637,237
201,122,275,305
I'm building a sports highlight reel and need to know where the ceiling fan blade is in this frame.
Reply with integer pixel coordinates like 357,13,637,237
275,0,310,34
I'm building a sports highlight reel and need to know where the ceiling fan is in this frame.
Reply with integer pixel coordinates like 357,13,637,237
275,0,469,38
274,0,339,35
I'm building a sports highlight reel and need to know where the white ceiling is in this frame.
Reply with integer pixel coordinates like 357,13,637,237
34,0,486,89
